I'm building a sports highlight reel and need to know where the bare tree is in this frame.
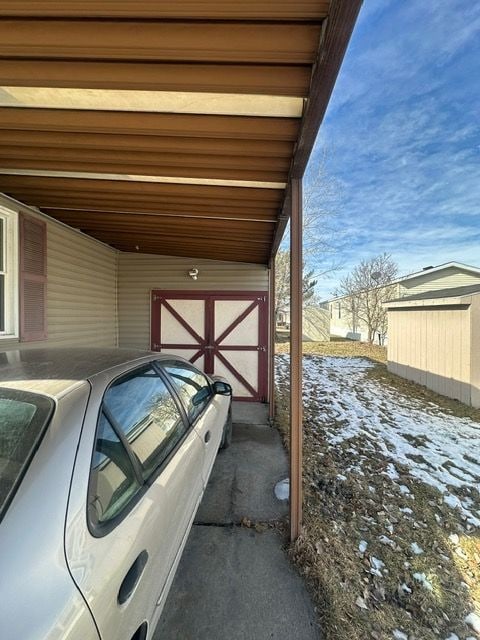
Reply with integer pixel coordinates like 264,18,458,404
335,253,398,344
274,249,317,321
274,151,343,321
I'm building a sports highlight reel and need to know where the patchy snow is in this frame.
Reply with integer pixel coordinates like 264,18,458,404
393,630,408,640
276,355,480,527
413,572,433,591
359,540,368,554
370,556,386,577
385,462,400,480
355,595,368,610
465,612,480,633
379,535,396,549
410,542,424,555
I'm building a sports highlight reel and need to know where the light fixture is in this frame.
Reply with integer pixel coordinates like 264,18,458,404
188,267,199,281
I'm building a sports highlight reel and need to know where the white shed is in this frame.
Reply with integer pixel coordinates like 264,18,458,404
385,285,480,408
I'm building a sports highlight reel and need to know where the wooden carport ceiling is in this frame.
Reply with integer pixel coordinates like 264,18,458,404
0,1,361,265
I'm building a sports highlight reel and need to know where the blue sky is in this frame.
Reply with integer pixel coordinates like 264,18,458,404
305,0,480,299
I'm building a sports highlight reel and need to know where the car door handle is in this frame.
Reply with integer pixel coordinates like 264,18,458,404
118,550,149,605
204,430,211,443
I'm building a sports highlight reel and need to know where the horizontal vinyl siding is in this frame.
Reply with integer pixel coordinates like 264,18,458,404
399,268,480,296
118,252,268,349
0,195,117,350
46,222,117,347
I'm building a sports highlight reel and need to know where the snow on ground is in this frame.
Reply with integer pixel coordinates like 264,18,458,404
276,354,480,528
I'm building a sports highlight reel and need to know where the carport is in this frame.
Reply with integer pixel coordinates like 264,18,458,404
0,1,361,541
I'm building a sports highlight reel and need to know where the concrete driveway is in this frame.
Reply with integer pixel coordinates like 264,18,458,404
154,403,321,640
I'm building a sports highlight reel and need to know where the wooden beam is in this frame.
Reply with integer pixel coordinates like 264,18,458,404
90,239,269,265
0,130,294,158
0,108,300,142
45,212,274,237
12,188,279,209
82,230,272,249
0,1,330,20
289,177,303,541
0,174,284,203
0,21,321,65
32,203,278,222
0,60,311,98
0,145,291,173
0,158,287,183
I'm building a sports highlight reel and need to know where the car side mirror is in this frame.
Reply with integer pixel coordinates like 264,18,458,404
212,381,232,396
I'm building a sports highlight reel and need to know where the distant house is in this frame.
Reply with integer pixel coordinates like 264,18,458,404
385,284,480,408
276,304,330,342
327,262,480,343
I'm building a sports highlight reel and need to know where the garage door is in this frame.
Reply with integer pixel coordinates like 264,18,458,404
151,291,268,402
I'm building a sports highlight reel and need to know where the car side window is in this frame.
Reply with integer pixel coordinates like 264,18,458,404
102,365,186,480
89,413,141,524
161,362,213,423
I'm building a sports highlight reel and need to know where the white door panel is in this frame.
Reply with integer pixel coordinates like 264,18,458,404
161,308,199,345
220,307,259,346
168,299,205,336
214,300,252,338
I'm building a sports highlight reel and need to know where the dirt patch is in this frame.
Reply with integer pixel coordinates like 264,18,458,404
275,346,480,640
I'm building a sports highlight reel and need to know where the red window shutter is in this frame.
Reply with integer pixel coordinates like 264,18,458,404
19,213,47,342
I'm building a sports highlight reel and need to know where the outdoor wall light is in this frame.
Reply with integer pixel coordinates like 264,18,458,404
188,267,199,280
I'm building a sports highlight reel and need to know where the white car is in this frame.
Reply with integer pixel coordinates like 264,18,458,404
0,348,232,640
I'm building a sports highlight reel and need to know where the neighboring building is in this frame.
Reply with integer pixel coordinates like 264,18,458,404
385,285,480,408
276,307,290,329
276,304,330,342
327,262,480,343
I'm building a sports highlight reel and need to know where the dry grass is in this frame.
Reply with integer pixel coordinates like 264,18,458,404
275,338,387,364
275,341,480,640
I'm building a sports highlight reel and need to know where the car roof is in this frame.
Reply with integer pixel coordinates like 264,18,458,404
0,347,167,399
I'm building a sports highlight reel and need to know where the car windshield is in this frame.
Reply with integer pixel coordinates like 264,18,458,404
0,388,54,520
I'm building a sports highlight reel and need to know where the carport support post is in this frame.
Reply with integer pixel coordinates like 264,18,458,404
289,178,303,541
268,259,276,420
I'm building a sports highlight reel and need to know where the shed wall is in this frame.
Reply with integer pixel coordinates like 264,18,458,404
387,306,472,405
470,296,480,409
0,195,118,351
399,268,480,296
117,253,268,350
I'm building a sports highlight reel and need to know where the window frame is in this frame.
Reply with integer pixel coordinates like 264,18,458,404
87,409,143,530
0,207,19,339
157,359,214,427
87,361,198,537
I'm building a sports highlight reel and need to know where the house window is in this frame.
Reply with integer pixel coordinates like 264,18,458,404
338,302,341,319
0,208,18,338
